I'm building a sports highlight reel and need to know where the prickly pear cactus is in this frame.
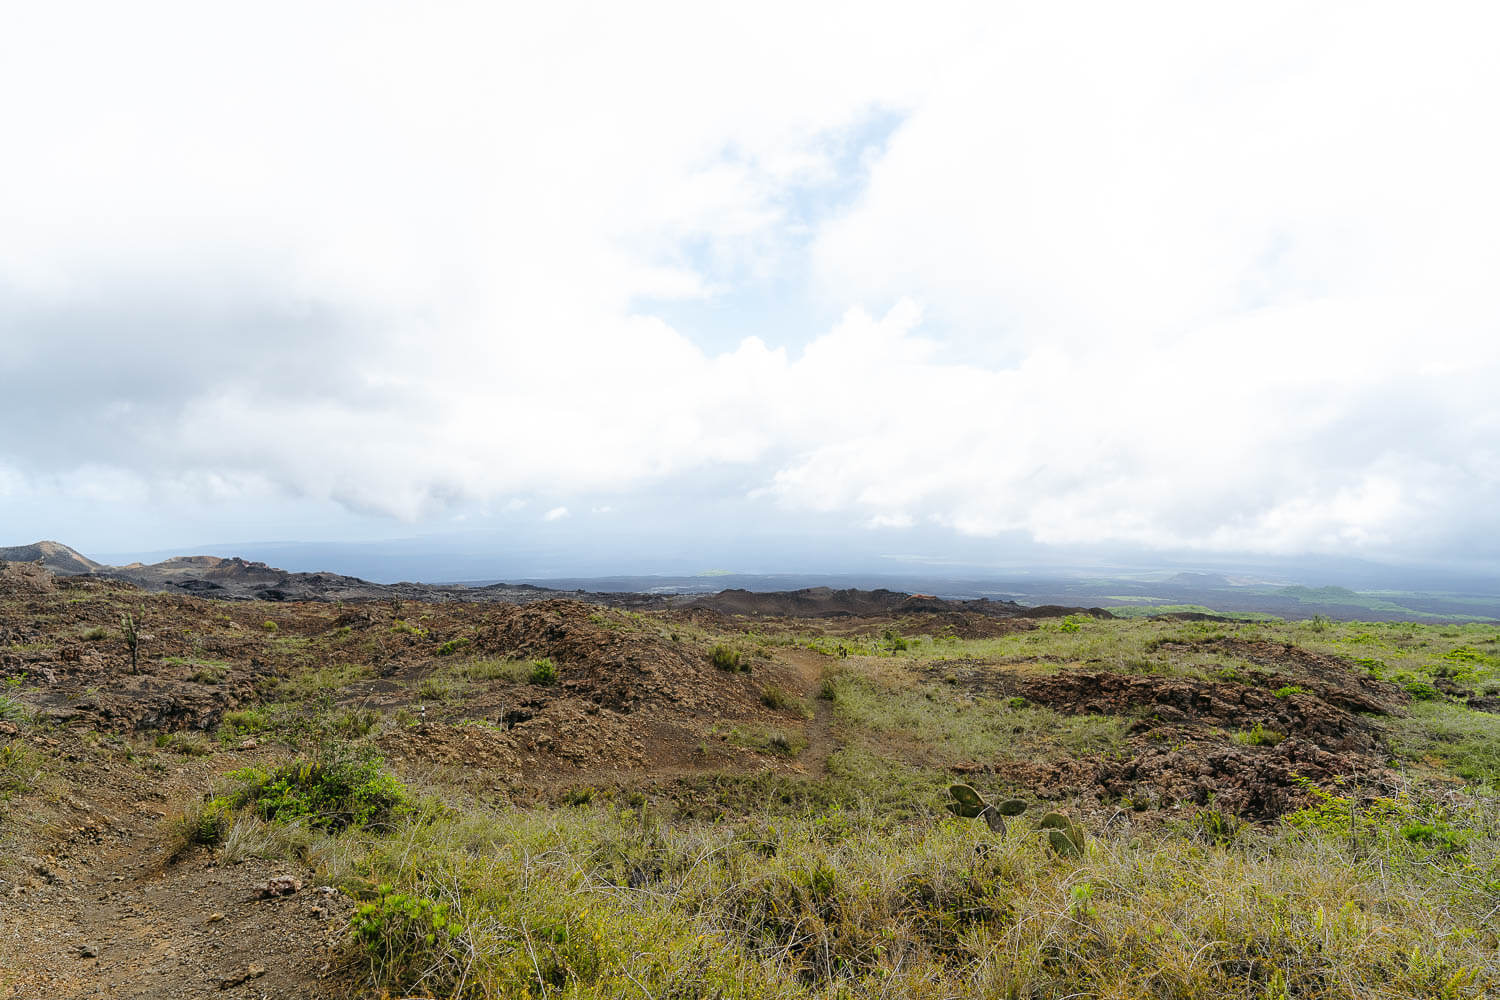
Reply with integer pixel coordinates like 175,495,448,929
947,784,1025,834
1038,811,1087,857
947,783,987,819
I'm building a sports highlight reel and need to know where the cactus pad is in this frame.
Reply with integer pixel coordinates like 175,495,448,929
947,783,988,818
1039,811,1087,856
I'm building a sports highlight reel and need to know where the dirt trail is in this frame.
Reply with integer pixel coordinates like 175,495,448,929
778,648,839,776
0,745,351,999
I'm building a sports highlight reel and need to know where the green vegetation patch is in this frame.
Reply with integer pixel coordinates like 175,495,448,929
823,666,1127,763
187,749,410,846
278,662,374,700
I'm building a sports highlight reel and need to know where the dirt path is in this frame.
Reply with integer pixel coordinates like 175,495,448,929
0,746,351,999
781,649,840,776
799,696,839,775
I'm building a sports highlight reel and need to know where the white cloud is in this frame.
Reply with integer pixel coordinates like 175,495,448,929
543,507,570,522
1,3,1497,565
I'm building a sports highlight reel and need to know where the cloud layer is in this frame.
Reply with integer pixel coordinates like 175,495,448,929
2,2,1497,566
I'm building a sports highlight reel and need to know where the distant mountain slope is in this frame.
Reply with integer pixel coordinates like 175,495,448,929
0,540,101,574
688,586,1038,618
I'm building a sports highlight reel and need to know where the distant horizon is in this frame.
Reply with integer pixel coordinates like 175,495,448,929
37,533,1500,594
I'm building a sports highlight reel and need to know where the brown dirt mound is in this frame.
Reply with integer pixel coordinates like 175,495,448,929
939,651,1402,818
1179,636,1405,715
473,600,758,716
1093,736,1362,820
0,560,57,595
1016,671,1388,750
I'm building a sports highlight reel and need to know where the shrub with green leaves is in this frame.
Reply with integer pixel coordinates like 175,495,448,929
1405,679,1440,700
529,658,557,685
435,636,472,657
710,643,745,672
351,886,468,992
0,694,30,723
227,750,410,832
882,628,911,651
1234,722,1284,746
759,684,805,713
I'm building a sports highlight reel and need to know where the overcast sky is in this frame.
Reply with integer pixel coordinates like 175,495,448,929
2,2,1498,576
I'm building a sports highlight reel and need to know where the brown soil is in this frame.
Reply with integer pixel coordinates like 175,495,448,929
931,646,1406,820
0,564,1434,996
0,733,352,999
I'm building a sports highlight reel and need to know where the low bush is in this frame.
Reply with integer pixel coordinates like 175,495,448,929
350,886,470,992
1234,722,1285,746
529,658,557,685
759,684,807,714
225,750,410,832
710,644,745,672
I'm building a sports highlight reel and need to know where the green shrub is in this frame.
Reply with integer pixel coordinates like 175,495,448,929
435,636,471,657
1192,808,1241,845
1399,821,1469,852
1274,685,1307,698
710,644,745,672
1405,680,1439,700
229,751,410,832
155,730,214,756
166,792,238,853
759,684,806,713
419,675,461,701
350,886,467,993
529,658,557,686
0,694,30,723
80,626,109,641
882,628,911,651
261,619,279,632
391,619,428,638
1234,723,1284,746
220,706,272,735
0,742,43,800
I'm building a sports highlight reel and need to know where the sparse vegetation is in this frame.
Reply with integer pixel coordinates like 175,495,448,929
528,657,557,685
4,573,1500,998
710,642,747,672
1235,721,1285,746
120,610,141,673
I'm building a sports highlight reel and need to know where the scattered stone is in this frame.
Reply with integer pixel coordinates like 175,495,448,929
257,875,303,898
216,964,266,989
73,943,98,958
207,912,225,923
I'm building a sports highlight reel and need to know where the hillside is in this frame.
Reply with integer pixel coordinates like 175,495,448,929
0,540,100,575
1,564,1497,997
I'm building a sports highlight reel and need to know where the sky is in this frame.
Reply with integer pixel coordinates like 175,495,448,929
2,2,1499,579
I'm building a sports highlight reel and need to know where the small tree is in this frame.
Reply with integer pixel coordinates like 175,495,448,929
121,611,141,674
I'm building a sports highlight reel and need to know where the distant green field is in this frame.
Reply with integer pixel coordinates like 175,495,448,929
1105,603,1278,621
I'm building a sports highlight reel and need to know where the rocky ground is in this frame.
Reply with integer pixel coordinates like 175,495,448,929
2,557,1497,997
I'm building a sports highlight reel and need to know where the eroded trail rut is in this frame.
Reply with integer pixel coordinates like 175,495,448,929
1,751,349,999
